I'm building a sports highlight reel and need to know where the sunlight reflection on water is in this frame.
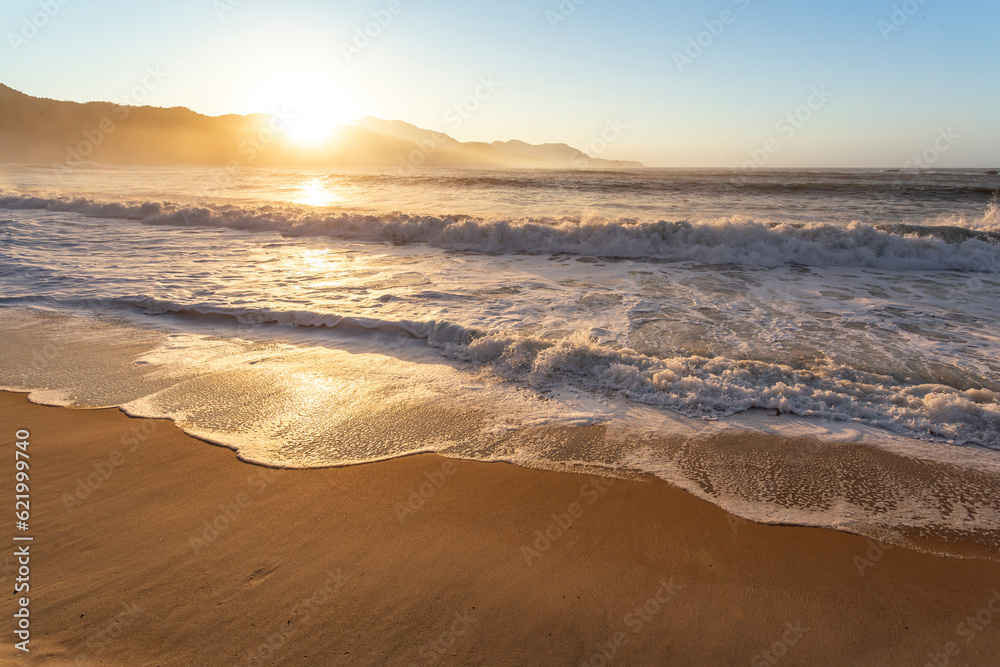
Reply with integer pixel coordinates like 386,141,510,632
296,177,341,207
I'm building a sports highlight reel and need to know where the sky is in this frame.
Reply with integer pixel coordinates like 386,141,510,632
2,0,998,167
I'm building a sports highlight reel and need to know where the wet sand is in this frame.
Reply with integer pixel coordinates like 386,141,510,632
2,390,999,666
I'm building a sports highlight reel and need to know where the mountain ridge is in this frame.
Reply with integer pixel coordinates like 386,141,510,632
0,85,643,169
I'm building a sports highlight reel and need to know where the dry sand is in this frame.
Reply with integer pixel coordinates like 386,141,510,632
2,390,999,666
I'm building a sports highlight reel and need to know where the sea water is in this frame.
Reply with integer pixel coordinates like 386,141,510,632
2,166,998,552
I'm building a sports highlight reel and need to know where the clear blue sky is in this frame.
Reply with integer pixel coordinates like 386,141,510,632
2,0,998,167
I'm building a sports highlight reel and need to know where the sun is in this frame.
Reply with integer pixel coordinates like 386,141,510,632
257,71,357,146
286,110,338,145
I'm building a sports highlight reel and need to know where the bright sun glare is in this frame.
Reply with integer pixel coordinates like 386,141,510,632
286,114,335,145
258,72,354,146
297,177,339,207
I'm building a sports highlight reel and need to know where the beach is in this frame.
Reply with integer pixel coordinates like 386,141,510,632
4,0,998,662
4,390,1000,666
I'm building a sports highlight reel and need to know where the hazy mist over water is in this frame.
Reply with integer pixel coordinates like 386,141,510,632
3,165,998,224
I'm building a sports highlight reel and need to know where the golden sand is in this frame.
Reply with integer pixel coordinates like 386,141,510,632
2,391,999,666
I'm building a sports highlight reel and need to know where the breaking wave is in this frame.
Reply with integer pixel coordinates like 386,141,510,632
18,294,999,450
2,193,999,272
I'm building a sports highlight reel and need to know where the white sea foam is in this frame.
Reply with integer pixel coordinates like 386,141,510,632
2,168,1000,555
2,193,998,272
2,307,999,558
9,294,996,449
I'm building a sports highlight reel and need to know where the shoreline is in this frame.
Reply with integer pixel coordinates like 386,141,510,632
4,390,1000,665
4,305,1000,566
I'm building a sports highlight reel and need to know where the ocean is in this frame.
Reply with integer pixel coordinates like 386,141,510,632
2,165,999,554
